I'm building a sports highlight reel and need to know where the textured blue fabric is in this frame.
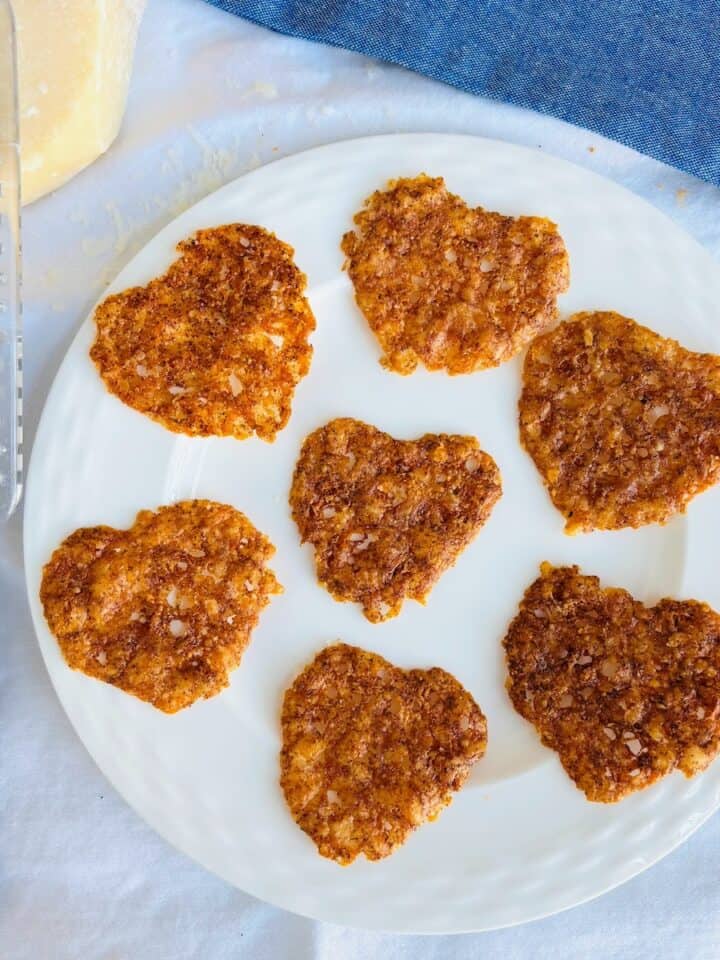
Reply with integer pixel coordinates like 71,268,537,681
204,0,719,186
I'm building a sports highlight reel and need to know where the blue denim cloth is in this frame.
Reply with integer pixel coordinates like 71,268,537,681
204,0,719,186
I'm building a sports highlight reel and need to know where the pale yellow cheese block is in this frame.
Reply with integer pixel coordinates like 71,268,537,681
15,0,146,205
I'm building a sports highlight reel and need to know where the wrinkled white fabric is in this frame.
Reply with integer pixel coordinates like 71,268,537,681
2,0,720,956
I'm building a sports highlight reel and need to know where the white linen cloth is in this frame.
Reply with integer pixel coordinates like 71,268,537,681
2,0,720,956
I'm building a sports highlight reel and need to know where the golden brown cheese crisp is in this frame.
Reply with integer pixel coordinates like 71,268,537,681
504,563,720,802
520,310,720,533
91,224,315,441
341,175,569,375
280,643,487,864
289,417,502,622
40,500,282,713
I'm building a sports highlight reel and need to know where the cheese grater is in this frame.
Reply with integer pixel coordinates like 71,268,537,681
0,0,21,521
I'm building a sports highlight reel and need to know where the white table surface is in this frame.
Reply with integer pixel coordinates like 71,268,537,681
3,1,720,956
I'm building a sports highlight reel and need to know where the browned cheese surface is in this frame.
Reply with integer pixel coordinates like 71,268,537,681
40,500,282,713
289,418,502,622
520,311,720,533
280,643,487,864
341,175,569,375
91,224,315,440
504,563,720,802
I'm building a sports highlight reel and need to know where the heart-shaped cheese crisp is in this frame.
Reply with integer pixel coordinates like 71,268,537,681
280,643,487,863
520,310,720,532
504,563,720,801
341,175,569,375
40,500,282,713
289,417,502,622
91,224,315,441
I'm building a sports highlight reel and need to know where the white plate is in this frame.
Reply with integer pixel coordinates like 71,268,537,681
24,134,720,933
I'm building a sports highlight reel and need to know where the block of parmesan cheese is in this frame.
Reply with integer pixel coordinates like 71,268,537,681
14,0,146,205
